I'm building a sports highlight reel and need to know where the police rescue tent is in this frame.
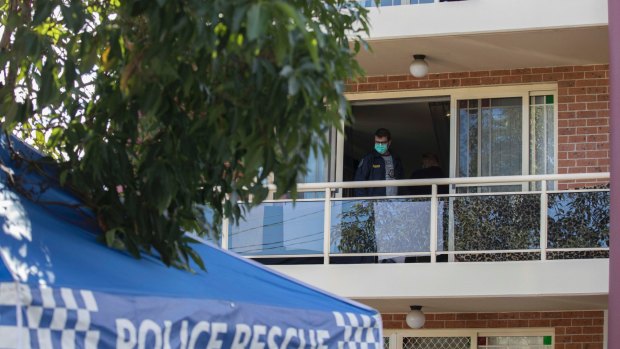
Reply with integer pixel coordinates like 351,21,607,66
0,135,382,348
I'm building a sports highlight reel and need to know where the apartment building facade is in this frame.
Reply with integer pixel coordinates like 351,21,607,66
216,1,617,348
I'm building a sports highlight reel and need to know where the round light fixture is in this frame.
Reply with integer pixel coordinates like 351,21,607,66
409,54,429,78
406,305,426,329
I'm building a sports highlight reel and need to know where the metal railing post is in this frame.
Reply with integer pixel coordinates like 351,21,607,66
540,180,548,261
323,188,332,265
430,184,438,263
221,217,229,250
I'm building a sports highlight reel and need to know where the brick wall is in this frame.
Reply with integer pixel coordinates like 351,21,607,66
346,65,610,189
382,311,605,349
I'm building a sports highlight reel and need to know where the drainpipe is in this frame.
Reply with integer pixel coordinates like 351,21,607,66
609,0,619,347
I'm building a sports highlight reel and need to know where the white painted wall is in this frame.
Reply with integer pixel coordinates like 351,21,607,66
272,259,608,299
366,0,609,40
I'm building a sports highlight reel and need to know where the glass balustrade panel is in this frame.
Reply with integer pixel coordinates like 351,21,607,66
330,198,433,261
228,201,324,256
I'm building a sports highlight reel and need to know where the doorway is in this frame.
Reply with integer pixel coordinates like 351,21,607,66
344,97,450,196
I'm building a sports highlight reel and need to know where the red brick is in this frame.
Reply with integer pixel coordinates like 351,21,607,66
501,75,522,84
559,127,576,136
567,103,587,111
345,84,358,92
558,80,576,87
571,335,594,343
444,320,467,328
586,87,607,94
358,83,378,91
428,73,450,79
566,326,583,334
594,64,609,70
587,134,608,142
564,72,585,80
596,94,609,101
449,72,470,78
576,159,598,167
582,326,603,334
434,313,456,320
422,321,445,328
559,111,576,119
470,71,490,77
576,110,597,118
584,344,603,349
393,314,406,321
596,78,609,86
488,320,509,328
478,313,499,320
559,95,576,103
367,76,388,83
554,66,574,72
551,319,573,327
572,318,593,326
587,118,608,126
506,320,530,327
528,319,551,327
381,314,393,321
465,320,488,328
532,67,553,73
387,75,409,82
576,79,600,87
568,119,587,127
586,150,608,158
481,76,501,85
439,79,460,88
383,320,402,328
592,318,604,326
419,80,440,88
490,69,511,76
377,82,399,91
574,65,596,72
556,327,566,335
398,81,418,89
522,74,543,83
587,102,608,110
569,87,588,95
575,95,597,102
556,335,571,343
511,68,532,75
461,77,481,86
584,71,606,79
455,313,478,320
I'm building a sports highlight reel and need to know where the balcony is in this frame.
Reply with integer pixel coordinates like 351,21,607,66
355,0,608,76
210,172,610,313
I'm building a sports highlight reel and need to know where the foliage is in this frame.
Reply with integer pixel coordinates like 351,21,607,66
332,199,432,254
0,0,370,269
449,194,541,251
547,189,610,248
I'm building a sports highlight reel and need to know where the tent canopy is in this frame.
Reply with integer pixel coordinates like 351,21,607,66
0,135,382,348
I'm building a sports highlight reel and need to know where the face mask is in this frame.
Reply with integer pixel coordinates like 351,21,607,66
375,143,388,154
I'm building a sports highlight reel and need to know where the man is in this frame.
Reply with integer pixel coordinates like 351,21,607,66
407,152,448,195
353,128,404,197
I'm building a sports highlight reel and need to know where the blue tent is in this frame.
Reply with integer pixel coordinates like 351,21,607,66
0,135,382,349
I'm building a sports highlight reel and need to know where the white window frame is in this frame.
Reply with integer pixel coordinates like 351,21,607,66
382,328,555,349
344,83,558,192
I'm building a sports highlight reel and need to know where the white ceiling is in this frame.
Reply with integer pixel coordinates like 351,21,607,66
355,295,608,314
355,26,609,76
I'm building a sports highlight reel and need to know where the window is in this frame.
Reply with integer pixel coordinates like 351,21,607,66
454,89,556,192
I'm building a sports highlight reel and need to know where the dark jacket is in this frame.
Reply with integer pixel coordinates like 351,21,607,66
405,165,448,195
353,151,404,197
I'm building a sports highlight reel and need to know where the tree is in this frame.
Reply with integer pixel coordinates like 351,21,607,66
0,0,371,269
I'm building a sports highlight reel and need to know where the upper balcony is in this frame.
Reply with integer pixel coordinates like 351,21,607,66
208,172,610,313
355,0,609,77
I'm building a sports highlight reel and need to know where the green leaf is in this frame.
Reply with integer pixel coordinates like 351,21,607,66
246,3,265,41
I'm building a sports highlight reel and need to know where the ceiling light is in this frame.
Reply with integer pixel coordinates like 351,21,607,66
406,305,426,329
409,55,429,78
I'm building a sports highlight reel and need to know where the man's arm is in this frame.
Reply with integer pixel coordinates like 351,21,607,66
353,156,370,197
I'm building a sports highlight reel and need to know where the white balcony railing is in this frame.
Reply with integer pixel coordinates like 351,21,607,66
217,173,610,265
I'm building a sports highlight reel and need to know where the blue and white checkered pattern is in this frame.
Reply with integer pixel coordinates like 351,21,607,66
0,282,100,349
333,311,383,349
